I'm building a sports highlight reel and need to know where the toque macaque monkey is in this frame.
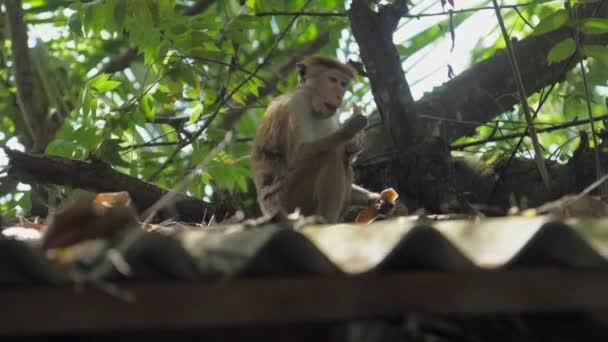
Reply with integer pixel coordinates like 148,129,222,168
251,55,396,223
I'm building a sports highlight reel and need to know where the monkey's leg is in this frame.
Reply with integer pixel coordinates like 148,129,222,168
314,153,349,223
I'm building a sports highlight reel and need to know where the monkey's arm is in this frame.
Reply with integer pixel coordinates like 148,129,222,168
290,113,368,171
351,184,379,207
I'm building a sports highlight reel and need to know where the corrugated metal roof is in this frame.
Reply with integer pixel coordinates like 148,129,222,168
2,215,608,285
3,215,608,338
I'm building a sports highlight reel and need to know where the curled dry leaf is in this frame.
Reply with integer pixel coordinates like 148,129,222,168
356,187,405,224
41,191,138,250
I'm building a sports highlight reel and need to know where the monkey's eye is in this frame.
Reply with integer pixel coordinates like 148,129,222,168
328,76,338,83
340,81,347,87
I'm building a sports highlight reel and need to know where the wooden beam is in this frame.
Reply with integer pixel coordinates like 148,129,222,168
2,269,608,335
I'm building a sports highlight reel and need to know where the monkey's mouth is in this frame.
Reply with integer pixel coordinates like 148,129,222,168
324,103,338,112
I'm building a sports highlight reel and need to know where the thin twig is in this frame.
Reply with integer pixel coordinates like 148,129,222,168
141,131,234,222
568,0,603,194
129,141,180,149
452,114,608,149
256,1,560,19
546,135,578,162
513,6,534,30
492,0,551,191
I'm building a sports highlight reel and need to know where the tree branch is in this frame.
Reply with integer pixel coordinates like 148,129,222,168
451,114,608,150
414,0,608,143
3,148,232,223
5,0,53,152
256,2,556,19
350,0,417,149
97,47,139,75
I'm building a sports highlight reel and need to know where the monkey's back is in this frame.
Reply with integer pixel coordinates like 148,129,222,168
251,92,295,217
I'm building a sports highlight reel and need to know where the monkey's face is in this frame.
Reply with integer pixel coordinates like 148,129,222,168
310,69,351,118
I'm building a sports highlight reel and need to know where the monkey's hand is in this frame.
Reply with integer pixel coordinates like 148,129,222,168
370,193,396,216
344,137,364,165
341,113,368,139
355,188,399,224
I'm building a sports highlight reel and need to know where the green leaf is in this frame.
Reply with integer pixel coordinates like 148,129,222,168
88,73,121,92
140,94,155,121
90,97,98,121
583,45,608,67
134,1,153,28
547,38,576,64
207,127,227,141
188,106,203,123
82,2,106,34
158,0,175,19
82,88,91,118
167,78,183,99
67,15,83,37
101,0,118,32
236,175,248,193
201,171,212,185
114,0,127,29
46,139,87,159
581,18,608,35
97,138,129,168
170,24,188,36
532,9,569,36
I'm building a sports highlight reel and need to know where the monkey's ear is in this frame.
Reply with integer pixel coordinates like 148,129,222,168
296,63,306,83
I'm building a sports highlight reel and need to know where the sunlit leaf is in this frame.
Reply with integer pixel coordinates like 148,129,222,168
581,18,608,35
140,94,155,121
532,9,569,36
189,106,203,123
583,45,608,67
134,1,153,28
547,38,576,64
88,74,122,92
158,0,176,18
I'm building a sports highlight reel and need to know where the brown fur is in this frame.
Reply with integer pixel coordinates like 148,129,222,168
252,56,375,223
297,55,358,80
